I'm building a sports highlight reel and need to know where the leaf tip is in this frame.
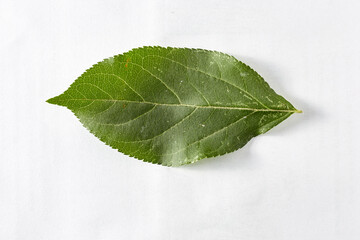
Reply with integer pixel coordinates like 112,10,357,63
295,109,303,113
45,98,54,104
46,97,56,104
46,95,64,106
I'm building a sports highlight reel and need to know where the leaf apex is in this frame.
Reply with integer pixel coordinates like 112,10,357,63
46,94,65,106
46,97,57,104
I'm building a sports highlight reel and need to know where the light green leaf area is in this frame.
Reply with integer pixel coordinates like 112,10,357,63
47,46,300,166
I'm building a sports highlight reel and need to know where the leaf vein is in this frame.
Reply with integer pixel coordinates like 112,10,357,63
155,111,256,156
143,54,270,109
87,105,157,126
87,73,145,101
120,107,198,143
123,62,183,104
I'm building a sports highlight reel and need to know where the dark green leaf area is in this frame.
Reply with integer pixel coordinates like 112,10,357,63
47,46,300,166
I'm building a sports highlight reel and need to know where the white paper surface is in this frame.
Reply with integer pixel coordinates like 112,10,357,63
1,0,360,239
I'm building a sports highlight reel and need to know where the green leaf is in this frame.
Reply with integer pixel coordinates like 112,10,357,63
47,46,301,166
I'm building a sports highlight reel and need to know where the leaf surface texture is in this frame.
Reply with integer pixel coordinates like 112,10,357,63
47,46,300,166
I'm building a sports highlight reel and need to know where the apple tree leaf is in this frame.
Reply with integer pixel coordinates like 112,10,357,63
47,46,301,166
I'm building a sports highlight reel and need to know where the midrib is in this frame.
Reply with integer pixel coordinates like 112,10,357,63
64,98,301,113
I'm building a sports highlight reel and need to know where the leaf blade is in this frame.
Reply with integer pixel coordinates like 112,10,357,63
47,46,300,166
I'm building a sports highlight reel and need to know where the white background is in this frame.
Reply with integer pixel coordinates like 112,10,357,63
1,0,360,239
